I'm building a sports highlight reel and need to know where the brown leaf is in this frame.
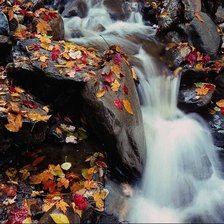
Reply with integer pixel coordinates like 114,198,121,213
27,112,51,122
36,19,52,35
32,156,45,166
5,113,23,132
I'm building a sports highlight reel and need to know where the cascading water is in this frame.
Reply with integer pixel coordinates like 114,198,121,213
63,1,224,222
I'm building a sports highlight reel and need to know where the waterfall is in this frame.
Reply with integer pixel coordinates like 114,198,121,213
63,1,224,223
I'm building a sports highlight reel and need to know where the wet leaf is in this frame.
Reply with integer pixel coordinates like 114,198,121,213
73,194,87,210
195,87,209,96
27,112,51,122
216,99,224,108
5,113,23,132
65,135,77,144
93,190,108,209
111,64,121,77
50,213,70,224
111,79,120,92
52,46,61,61
6,168,17,178
36,19,52,35
104,72,115,84
96,89,106,98
61,162,72,171
123,99,133,114
114,99,123,110
69,51,82,59
32,156,45,166
56,200,69,213
123,85,129,94
57,177,69,189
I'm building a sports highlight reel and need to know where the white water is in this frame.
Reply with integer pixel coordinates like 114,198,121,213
64,1,224,223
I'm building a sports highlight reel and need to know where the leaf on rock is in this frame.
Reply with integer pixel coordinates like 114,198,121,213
216,99,224,108
27,112,51,122
96,89,105,98
123,99,134,115
123,85,129,94
52,46,61,61
131,67,137,80
111,64,121,77
56,200,69,213
68,51,82,59
57,177,69,189
114,99,123,110
104,72,115,84
36,19,52,35
195,87,209,96
111,79,120,92
50,213,70,224
93,190,108,209
5,113,23,132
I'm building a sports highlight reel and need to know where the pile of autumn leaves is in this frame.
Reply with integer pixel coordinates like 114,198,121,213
0,69,50,132
2,152,109,224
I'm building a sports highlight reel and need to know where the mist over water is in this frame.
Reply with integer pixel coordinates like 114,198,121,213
64,1,224,222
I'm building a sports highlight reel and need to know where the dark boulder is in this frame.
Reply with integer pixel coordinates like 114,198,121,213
0,12,9,35
0,35,12,66
213,74,224,101
62,0,88,18
157,0,183,31
185,12,221,58
81,59,146,181
103,0,125,20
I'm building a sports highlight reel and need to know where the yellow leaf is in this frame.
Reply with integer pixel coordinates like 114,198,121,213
131,67,137,80
195,63,204,70
36,19,52,35
38,35,52,44
27,112,51,122
61,162,72,171
96,89,105,98
216,99,224,108
93,190,108,209
111,64,121,78
5,113,23,132
195,87,209,96
123,99,134,115
50,213,70,224
111,79,120,92
22,217,32,224
56,200,69,213
39,55,48,62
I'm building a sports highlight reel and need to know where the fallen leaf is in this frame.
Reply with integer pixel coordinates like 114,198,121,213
61,162,72,171
111,79,120,92
57,177,69,189
93,190,108,209
123,85,129,94
69,51,82,59
50,213,70,224
104,72,115,84
36,19,52,35
111,64,121,77
27,112,51,122
114,99,123,110
32,156,45,166
195,87,209,96
216,99,224,108
6,168,17,178
96,89,106,98
5,113,23,132
123,99,134,114
56,200,69,213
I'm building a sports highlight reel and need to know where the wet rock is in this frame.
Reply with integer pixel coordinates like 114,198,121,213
215,6,224,24
62,0,88,18
81,59,146,181
157,0,183,31
39,206,80,224
141,2,158,25
213,74,224,101
0,12,9,35
182,0,201,21
0,79,49,152
201,0,222,21
49,13,64,40
178,85,214,113
185,12,221,58
103,0,125,20
0,35,12,66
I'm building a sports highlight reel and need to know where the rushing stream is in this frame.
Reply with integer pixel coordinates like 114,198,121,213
63,0,224,222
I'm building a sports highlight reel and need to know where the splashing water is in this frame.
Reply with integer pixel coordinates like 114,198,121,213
129,49,224,223
63,1,224,222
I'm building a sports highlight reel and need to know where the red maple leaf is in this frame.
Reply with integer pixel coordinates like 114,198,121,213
185,50,197,65
114,99,123,110
112,54,122,65
104,72,115,84
52,47,61,61
202,54,211,64
73,194,87,210
6,207,28,224
204,84,215,91
22,100,38,109
123,85,129,94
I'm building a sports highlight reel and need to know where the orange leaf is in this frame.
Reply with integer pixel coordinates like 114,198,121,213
93,190,108,209
36,19,52,35
216,99,224,108
42,180,56,193
123,99,134,115
5,113,23,132
57,177,69,189
111,64,121,78
56,200,69,213
195,87,209,96
32,156,45,166
84,180,97,190
30,174,43,185
111,79,120,92
27,112,51,122
96,89,105,98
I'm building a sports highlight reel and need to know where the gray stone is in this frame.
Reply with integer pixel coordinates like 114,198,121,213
0,12,9,35
81,60,146,180
186,12,221,58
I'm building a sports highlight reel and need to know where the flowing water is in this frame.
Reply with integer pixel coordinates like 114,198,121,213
63,1,224,222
